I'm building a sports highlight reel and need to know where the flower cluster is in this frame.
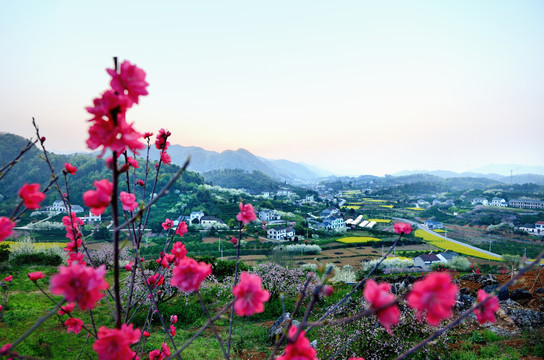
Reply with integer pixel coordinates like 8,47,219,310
92,324,141,360
50,263,109,310
86,60,148,156
232,272,270,316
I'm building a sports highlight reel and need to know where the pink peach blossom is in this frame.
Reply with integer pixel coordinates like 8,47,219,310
83,179,113,215
92,324,140,360
50,263,109,310
363,279,400,334
120,191,138,211
170,257,212,293
107,60,149,105
406,272,458,326
175,221,187,237
162,219,173,230
64,162,77,175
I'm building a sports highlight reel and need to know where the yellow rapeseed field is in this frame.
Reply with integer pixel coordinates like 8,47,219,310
379,205,394,209
413,230,501,261
2,241,65,250
342,205,361,210
337,237,381,244
406,207,425,211
368,219,391,223
363,198,388,203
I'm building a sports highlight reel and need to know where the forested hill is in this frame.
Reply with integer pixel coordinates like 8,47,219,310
0,133,205,215
202,169,305,195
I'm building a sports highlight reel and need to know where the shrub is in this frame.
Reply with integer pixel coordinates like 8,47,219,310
11,252,63,266
361,258,414,274
273,244,321,255
0,243,10,263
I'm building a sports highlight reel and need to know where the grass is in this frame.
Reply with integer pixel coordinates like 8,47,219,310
337,236,381,244
413,229,502,260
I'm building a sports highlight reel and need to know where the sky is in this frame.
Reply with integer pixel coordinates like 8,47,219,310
1,0,543,176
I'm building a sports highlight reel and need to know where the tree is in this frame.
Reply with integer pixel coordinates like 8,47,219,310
502,254,521,278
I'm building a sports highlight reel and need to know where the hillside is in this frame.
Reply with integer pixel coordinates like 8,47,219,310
0,133,205,216
148,145,320,181
202,168,304,195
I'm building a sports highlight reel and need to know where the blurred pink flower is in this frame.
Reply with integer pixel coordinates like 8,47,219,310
58,302,76,315
474,289,500,324
232,272,270,316
65,318,83,334
28,272,45,282
393,222,412,235
276,326,317,360
236,202,256,224
160,151,171,165
0,217,16,242
18,183,45,209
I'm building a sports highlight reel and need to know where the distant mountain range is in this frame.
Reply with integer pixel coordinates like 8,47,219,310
392,169,544,186
148,145,327,181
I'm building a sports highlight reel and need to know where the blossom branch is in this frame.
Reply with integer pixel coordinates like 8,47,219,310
395,249,544,360
165,300,234,360
197,291,228,359
307,233,404,332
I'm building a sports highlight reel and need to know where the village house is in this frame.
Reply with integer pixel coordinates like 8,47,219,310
200,216,227,229
83,211,101,223
491,198,508,207
258,209,281,222
47,200,84,213
424,220,443,230
189,211,205,223
267,226,295,240
535,221,544,236
413,254,441,270
437,251,459,263
471,197,489,206
509,199,544,210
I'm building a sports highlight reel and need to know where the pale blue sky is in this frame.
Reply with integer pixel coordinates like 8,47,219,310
1,1,543,175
